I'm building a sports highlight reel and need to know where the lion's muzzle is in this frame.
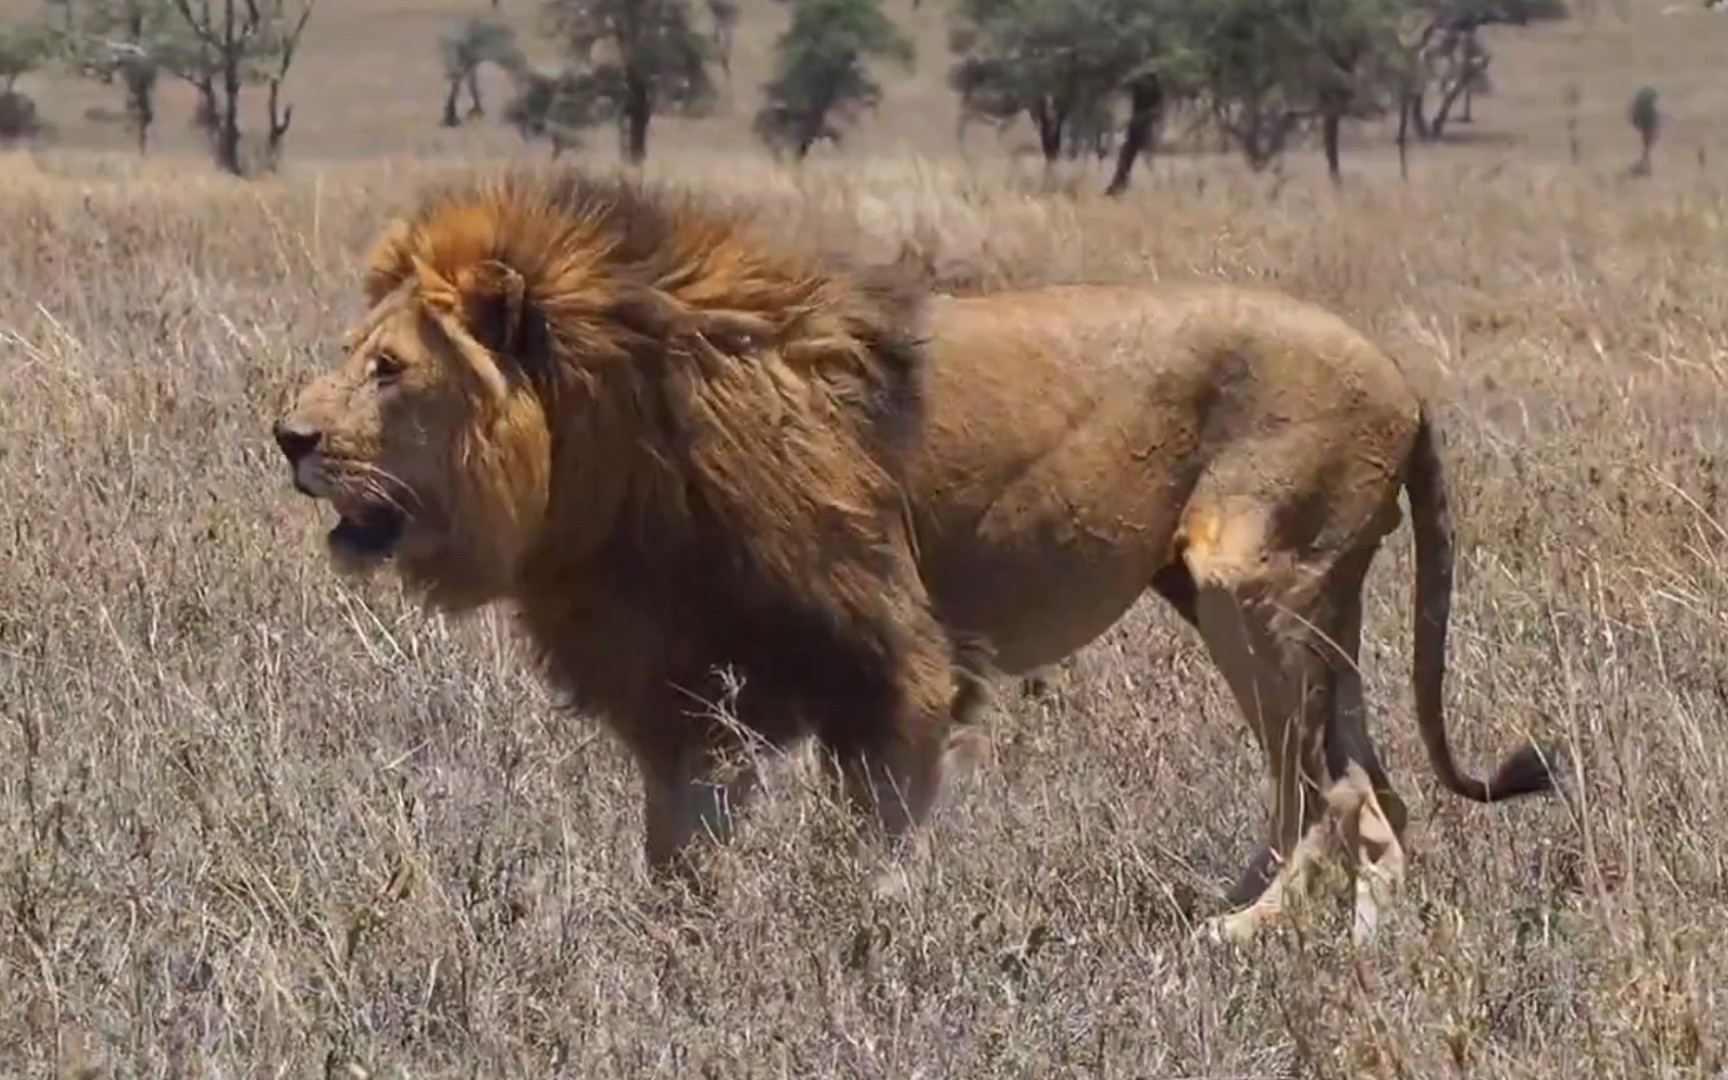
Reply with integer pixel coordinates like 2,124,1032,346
272,415,410,566
273,419,324,497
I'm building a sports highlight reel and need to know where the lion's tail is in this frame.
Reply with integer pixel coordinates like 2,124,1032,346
1405,402,1562,803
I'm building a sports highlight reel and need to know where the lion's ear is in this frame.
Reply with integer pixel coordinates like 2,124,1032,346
452,259,528,357
408,254,460,312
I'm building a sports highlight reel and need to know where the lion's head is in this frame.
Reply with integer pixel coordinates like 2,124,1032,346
272,255,554,610
274,169,929,623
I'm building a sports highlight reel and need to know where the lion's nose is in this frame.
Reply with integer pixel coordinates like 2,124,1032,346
273,421,322,464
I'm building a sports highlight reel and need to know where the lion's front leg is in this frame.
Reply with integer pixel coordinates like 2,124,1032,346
819,719,951,903
812,647,959,900
637,739,761,888
824,713,948,843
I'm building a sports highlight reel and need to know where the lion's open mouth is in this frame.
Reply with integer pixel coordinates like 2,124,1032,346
328,503,406,561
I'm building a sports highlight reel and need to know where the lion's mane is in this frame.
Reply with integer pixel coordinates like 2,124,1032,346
364,168,953,757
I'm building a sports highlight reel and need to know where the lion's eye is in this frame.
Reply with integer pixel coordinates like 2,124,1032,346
373,353,406,382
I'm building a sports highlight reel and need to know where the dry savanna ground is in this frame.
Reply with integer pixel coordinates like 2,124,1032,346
2,0,1728,1077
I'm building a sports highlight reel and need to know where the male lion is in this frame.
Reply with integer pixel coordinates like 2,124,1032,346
274,169,1559,943
274,170,963,884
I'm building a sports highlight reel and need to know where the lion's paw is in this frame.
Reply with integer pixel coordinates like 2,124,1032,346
1195,909,1259,947
865,865,913,904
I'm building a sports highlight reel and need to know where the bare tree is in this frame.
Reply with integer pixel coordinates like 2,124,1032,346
438,14,522,127
52,0,178,153
165,0,317,175
1400,0,1566,143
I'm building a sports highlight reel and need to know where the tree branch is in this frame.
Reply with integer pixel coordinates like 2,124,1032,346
167,0,227,53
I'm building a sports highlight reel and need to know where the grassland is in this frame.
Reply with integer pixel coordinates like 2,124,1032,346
1,0,1727,1076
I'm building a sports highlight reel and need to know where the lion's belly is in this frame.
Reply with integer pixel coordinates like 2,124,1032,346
908,379,1195,673
915,515,1173,675
906,289,1219,673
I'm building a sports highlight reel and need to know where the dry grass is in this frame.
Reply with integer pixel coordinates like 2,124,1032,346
0,149,1724,1078
0,0,1727,1075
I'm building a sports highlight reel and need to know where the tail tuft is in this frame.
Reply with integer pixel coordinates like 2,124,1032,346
1479,740,1567,803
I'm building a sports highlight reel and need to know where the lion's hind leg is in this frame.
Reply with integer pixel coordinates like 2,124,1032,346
1184,534,1332,942
1319,541,1411,943
1178,492,1409,945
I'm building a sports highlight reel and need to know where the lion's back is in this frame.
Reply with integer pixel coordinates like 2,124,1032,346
922,280,1418,451
908,280,1424,672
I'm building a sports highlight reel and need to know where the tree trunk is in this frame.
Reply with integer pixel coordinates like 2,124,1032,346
621,78,651,165
1429,67,1475,141
1396,97,1411,181
264,77,292,167
792,83,839,163
1322,110,1342,185
441,76,463,127
1031,102,1063,165
209,0,243,176
126,70,154,155
1406,88,1432,141
217,76,241,174
123,8,153,155
217,77,242,171
1633,129,1655,176
1105,75,1162,196
465,68,484,118
132,100,151,155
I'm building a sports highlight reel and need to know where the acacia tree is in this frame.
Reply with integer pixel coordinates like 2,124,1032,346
1181,0,1315,171
0,19,56,139
1165,0,1412,179
947,0,1140,167
1099,0,1203,195
501,63,601,157
1298,0,1412,183
540,0,730,164
947,0,1200,186
165,0,318,175
753,0,913,160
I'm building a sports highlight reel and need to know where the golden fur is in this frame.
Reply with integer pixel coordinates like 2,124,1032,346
902,281,1563,941
274,169,1562,940
275,169,965,880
